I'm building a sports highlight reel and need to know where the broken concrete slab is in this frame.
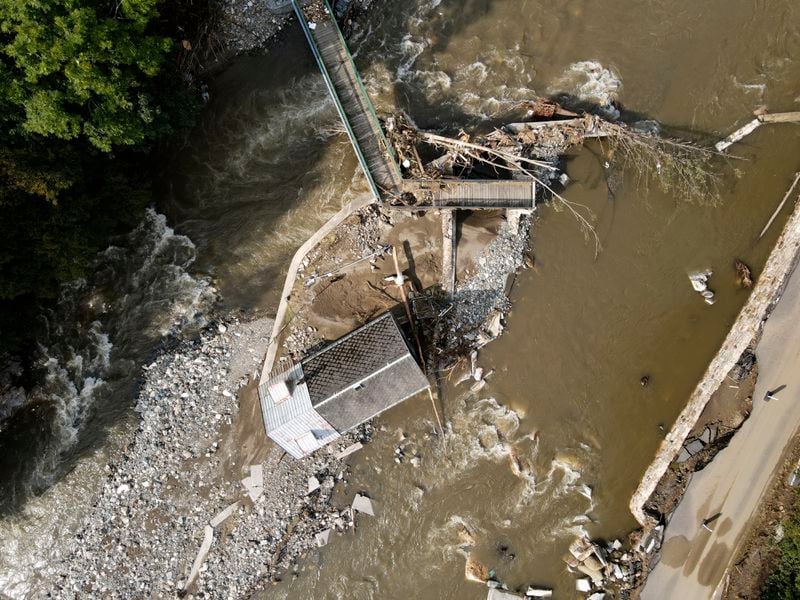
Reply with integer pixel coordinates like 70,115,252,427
686,439,705,455
487,589,524,600
699,427,712,444
307,476,321,494
485,312,504,338
210,501,240,528
249,464,263,488
352,493,375,516
576,563,604,584
576,577,592,592
568,537,597,563
525,586,553,597
676,447,692,463
335,442,363,459
241,475,263,503
182,525,214,592
315,528,331,547
587,593,606,600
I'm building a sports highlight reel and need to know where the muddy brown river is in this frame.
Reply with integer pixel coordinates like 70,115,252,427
3,0,797,597
156,0,800,598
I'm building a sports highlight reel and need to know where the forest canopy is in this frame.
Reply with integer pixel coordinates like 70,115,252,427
0,0,194,310
0,0,173,150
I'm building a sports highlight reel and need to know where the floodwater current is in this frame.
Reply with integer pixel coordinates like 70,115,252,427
1,0,799,597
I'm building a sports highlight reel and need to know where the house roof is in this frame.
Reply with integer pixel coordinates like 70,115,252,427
315,353,430,432
302,312,412,405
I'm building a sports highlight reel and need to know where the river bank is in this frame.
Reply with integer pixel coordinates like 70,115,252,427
46,199,534,597
47,315,370,597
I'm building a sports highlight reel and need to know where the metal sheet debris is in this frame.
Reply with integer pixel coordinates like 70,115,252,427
183,525,214,592
525,586,553,597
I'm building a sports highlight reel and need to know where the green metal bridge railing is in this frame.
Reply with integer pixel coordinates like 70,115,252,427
290,0,402,200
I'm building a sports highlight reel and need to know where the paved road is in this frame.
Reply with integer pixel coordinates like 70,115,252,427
643,261,800,599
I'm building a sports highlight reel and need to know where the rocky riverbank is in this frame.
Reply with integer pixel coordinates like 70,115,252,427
212,0,376,65
50,315,372,598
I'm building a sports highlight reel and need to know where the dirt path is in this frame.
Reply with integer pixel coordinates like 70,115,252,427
642,259,800,599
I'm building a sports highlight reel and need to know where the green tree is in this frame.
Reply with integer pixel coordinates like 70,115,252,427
0,0,174,151
764,491,800,599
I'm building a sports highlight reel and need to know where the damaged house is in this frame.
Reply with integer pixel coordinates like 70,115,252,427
259,312,430,458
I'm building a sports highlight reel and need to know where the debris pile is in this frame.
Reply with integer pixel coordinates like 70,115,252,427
432,215,531,369
564,535,646,597
48,317,376,598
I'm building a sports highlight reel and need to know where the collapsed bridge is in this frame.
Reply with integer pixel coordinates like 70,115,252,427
290,0,537,210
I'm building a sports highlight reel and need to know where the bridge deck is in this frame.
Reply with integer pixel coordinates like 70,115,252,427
293,1,539,210
398,179,537,210
293,0,402,199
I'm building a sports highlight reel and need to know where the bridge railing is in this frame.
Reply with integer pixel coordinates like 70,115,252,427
291,0,383,201
320,0,402,185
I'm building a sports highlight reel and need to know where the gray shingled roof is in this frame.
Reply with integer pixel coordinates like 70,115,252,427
302,313,413,405
315,354,430,432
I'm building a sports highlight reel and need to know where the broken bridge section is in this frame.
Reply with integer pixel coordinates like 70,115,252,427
291,0,537,211
400,179,536,210
292,0,403,200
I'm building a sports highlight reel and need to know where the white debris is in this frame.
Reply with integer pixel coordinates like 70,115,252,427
335,442,363,459
576,578,592,592
715,118,761,152
688,271,709,292
210,501,240,528
488,589,524,600
307,476,321,494
115,484,130,495
315,528,331,547
470,379,487,393
242,465,265,502
182,525,214,592
525,586,553,597
249,464,263,488
352,494,375,516
688,271,716,305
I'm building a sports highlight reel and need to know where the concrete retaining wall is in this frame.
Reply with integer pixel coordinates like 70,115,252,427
259,195,373,384
630,195,800,526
